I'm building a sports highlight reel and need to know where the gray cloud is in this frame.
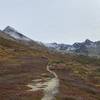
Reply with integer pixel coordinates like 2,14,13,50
0,0,100,44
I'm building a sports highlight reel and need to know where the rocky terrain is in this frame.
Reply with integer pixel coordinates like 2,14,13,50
0,26,100,100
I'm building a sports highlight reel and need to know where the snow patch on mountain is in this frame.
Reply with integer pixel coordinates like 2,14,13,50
45,39,100,58
45,43,58,48
3,26,31,41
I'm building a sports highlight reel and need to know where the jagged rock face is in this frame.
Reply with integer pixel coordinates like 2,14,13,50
45,39,100,58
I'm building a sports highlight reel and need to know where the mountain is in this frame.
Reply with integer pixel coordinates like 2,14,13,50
1,26,47,50
45,39,100,58
3,26,32,41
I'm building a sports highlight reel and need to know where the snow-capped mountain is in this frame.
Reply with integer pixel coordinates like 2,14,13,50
45,39,100,58
0,26,47,50
3,26,31,41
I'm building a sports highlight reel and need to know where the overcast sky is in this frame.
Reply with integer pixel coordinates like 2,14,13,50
0,0,100,44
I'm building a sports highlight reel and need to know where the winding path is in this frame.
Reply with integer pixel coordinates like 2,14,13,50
42,65,59,100
47,65,58,78
27,64,59,100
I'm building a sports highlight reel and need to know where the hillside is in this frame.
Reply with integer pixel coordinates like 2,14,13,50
0,28,100,100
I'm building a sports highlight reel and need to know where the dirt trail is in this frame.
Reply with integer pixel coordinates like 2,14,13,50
27,64,59,100
41,65,59,100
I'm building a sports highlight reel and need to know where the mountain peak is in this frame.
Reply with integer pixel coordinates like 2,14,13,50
4,26,17,31
3,26,31,41
84,39,93,44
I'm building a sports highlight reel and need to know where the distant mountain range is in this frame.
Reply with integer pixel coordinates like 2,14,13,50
0,26,100,58
45,39,100,58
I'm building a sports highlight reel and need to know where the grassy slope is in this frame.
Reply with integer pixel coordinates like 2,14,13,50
49,54,100,100
0,36,100,100
0,36,49,100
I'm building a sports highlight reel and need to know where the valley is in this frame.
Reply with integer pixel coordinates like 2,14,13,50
0,26,100,100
